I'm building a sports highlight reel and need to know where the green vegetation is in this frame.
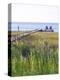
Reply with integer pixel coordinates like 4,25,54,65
9,32,58,76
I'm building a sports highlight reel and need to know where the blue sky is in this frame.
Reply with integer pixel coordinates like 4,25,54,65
8,22,59,32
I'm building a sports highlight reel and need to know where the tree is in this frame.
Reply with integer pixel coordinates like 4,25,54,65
45,26,48,32
50,26,52,29
46,26,48,29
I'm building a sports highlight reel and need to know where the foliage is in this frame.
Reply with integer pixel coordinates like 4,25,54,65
9,32,58,76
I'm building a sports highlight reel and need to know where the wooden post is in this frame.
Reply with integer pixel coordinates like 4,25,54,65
18,26,19,34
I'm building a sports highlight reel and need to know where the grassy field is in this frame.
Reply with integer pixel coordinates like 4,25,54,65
8,31,31,36
8,31,24,36
8,32,58,76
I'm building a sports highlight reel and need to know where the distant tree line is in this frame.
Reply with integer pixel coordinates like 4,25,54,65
38,26,54,32
17,26,54,32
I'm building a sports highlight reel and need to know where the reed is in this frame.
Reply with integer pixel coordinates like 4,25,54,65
9,32,58,76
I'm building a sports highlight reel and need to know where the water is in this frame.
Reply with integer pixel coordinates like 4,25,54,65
8,22,59,32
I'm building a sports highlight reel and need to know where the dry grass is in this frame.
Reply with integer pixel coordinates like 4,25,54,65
8,31,24,36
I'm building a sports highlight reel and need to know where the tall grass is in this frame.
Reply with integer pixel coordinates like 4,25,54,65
10,40,58,76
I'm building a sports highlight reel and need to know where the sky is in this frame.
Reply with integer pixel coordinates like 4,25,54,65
8,22,59,32
11,4,58,23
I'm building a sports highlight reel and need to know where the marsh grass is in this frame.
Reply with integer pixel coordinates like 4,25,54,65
9,32,58,76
